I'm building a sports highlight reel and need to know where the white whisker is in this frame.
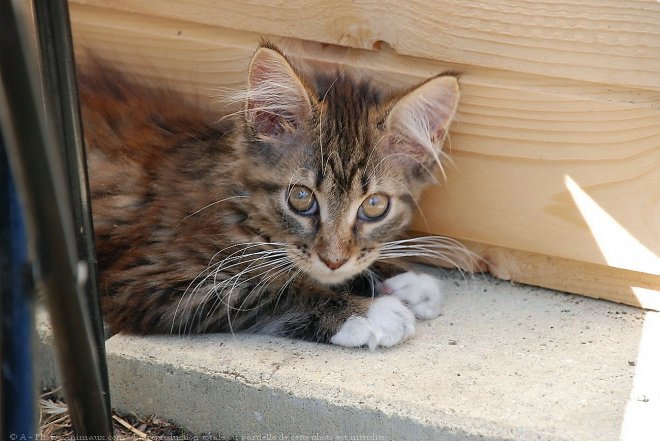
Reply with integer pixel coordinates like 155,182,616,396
379,235,483,272
175,195,248,229
170,241,290,334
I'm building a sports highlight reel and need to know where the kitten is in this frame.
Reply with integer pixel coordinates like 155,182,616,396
79,42,460,349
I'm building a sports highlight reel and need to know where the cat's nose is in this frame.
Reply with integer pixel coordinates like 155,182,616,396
319,255,348,271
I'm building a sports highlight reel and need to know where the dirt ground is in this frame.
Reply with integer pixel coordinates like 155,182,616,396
40,389,232,441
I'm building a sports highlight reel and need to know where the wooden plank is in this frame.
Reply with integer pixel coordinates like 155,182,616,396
71,0,660,91
68,5,660,109
68,4,660,306
407,237,660,311
463,241,660,311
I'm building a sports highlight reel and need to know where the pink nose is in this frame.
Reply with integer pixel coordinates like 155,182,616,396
319,256,348,270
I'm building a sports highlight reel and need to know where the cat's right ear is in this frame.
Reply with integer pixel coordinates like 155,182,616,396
245,46,314,138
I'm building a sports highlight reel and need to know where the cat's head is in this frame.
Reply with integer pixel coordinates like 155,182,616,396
233,42,459,285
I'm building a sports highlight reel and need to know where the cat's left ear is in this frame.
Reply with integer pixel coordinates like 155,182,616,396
383,75,460,166
245,45,314,138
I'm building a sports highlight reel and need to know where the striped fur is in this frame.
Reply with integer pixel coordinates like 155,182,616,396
81,42,461,343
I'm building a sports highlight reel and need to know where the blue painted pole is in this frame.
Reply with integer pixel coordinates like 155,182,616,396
1,133,36,441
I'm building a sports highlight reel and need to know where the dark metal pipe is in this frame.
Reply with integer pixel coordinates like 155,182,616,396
0,0,113,437
31,0,112,415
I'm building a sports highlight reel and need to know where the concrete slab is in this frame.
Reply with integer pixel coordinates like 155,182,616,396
38,269,660,441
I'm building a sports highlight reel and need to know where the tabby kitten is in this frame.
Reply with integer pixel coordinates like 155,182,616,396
80,42,460,349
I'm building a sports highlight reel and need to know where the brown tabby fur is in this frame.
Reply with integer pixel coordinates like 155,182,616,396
79,42,459,342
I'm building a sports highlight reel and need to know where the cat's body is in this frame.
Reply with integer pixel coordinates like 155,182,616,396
80,43,460,349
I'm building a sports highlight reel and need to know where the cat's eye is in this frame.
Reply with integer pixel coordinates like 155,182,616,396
358,193,390,221
287,185,318,215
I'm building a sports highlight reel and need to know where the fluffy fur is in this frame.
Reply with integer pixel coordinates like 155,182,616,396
80,42,462,348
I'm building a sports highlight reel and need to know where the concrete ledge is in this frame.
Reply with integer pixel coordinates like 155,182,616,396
38,270,659,440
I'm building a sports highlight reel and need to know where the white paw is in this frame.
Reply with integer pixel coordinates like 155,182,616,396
381,272,445,320
330,296,415,350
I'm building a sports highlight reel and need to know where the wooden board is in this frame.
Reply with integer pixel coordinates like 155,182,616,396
462,240,660,311
67,2,660,309
73,0,660,91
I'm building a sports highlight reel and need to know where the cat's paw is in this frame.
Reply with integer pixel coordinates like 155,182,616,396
330,296,415,350
381,272,445,320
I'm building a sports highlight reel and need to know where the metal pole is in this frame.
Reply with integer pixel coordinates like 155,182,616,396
31,0,112,416
0,0,113,437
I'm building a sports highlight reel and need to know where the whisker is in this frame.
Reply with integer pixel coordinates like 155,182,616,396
245,263,297,312
201,254,291,317
202,250,295,325
174,195,248,229
380,235,484,275
273,267,303,312
170,242,289,334
383,244,476,269
221,259,295,336
363,268,379,300
234,263,296,313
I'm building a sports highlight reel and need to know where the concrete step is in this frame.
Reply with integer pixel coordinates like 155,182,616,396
38,269,660,441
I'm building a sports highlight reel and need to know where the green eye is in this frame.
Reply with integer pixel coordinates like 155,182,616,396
358,193,390,221
287,185,318,215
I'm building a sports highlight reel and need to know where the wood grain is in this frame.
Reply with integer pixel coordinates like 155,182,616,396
68,3,660,307
71,0,660,91
465,240,660,311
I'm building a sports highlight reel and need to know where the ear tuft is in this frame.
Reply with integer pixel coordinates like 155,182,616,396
384,75,460,166
245,45,313,138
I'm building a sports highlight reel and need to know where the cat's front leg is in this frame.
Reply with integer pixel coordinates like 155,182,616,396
330,272,445,349
380,271,446,320
265,285,415,349
369,263,446,318
329,295,415,350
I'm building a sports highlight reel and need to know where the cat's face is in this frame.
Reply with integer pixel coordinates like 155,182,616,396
234,44,459,285
239,118,421,285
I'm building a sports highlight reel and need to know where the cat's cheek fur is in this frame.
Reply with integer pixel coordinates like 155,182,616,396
381,272,445,320
329,296,415,350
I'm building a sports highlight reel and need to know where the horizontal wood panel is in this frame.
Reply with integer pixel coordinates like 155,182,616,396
419,152,660,277
462,241,660,311
71,0,660,91
68,3,660,306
